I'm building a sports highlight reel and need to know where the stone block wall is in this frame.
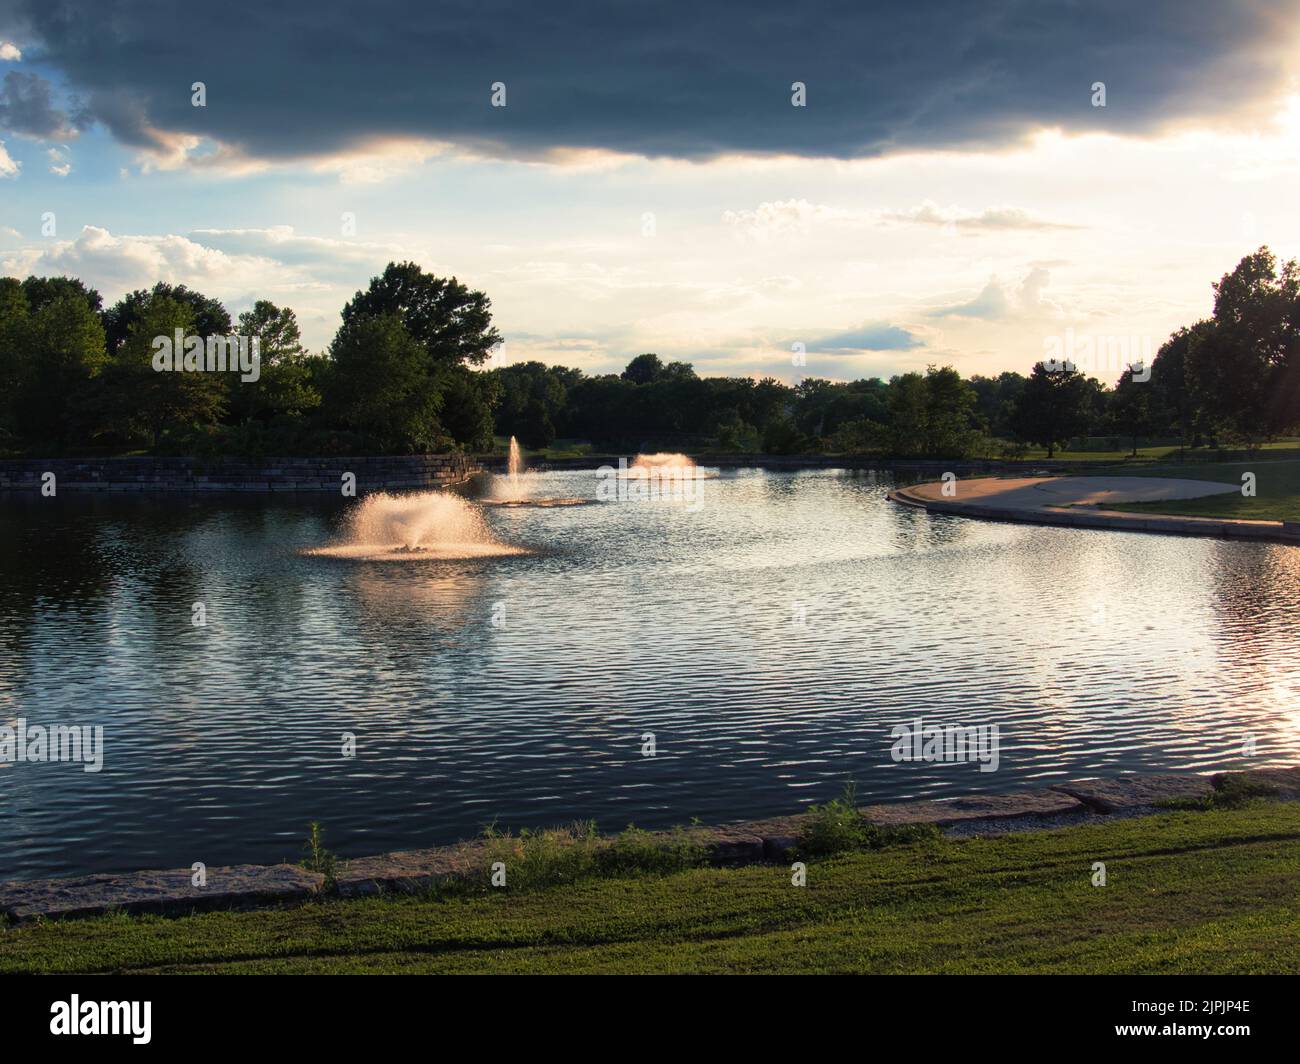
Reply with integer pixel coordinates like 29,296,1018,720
0,454,483,493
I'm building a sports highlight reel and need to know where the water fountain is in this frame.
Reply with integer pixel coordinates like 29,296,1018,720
507,435,524,499
626,452,714,479
306,491,529,560
481,435,590,507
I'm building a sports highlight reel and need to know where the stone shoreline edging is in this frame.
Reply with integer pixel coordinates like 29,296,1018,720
2,767,1295,925
0,455,484,494
888,483,1300,545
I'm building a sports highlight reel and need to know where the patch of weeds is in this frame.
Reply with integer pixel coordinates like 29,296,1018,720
1160,774,1280,812
482,820,603,890
799,783,873,856
480,819,709,892
799,783,944,857
302,821,338,892
600,825,708,875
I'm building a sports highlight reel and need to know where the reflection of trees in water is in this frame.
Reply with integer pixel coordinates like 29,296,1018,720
0,494,122,712
0,494,344,710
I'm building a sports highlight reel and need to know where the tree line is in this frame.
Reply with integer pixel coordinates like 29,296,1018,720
0,249,1295,459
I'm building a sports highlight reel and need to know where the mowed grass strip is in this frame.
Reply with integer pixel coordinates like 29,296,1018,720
3,805,1299,974
1093,458,1300,523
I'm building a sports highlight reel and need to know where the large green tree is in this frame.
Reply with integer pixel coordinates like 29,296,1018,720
103,282,232,356
1011,362,1094,458
1108,367,1151,457
237,301,306,365
106,297,227,450
340,262,501,367
0,280,108,450
1186,248,1300,446
324,313,446,452
336,262,502,450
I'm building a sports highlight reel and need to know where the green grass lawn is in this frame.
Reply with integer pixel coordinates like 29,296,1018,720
4,803,1299,974
1084,458,1300,522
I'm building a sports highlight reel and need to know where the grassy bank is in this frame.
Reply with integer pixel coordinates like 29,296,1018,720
3,802,1298,974
1087,458,1300,523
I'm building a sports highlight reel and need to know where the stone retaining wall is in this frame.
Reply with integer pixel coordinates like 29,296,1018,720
0,454,484,493
2,766,1295,924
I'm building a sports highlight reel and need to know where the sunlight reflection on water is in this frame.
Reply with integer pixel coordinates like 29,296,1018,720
1,468,1298,878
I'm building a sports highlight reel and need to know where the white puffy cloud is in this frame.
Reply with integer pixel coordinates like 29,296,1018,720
0,138,17,177
0,225,437,353
928,268,1057,321
0,42,21,62
1,225,321,313
47,146,70,176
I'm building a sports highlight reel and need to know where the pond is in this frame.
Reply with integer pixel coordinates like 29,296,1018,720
2,467,1298,880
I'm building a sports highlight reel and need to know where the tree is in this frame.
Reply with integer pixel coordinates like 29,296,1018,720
1185,248,1300,446
968,371,1027,439
437,366,498,452
103,283,232,356
519,395,556,449
491,361,568,438
324,313,446,452
237,301,306,365
1150,324,1208,445
621,353,664,385
882,366,977,457
1108,367,1151,457
106,297,226,450
1011,362,1094,458
0,278,31,445
922,365,977,457
21,275,103,316
0,282,108,451
340,262,501,367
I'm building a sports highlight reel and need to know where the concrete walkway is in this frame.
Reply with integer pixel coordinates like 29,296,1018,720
890,475,1300,544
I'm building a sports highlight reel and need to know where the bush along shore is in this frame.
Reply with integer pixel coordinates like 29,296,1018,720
1,766,1296,926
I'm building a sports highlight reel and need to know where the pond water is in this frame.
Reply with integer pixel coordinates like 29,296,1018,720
2,468,1299,880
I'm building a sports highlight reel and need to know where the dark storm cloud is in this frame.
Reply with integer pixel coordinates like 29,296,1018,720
1,0,1295,161
0,70,80,138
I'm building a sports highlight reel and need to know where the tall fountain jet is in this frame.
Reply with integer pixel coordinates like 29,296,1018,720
507,435,525,501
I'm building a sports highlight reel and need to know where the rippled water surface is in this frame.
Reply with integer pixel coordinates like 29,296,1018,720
3,469,1299,879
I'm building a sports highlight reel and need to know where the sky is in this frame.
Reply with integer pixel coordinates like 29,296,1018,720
1,0,1299,385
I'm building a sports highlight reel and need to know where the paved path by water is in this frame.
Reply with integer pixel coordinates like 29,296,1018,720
890,475,1300,544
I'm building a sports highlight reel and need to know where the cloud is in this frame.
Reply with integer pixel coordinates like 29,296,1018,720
1,225,305,302
189,226,414,272
0,41,20,61
0,70,81,139
928,268,1054,320
46,144,68,175
0,224,443,351
5,0,1298,166
723,199,863,237
724,198,1080,238
807,320,924,353
881,201,1081,232
0,137,16,177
